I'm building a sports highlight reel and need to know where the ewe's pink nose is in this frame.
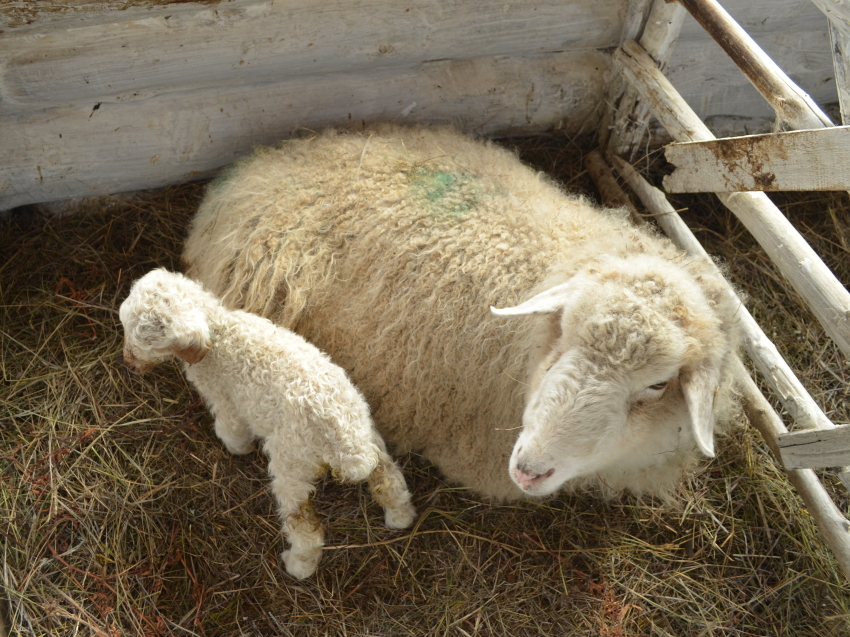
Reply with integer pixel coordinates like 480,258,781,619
514,465,555,490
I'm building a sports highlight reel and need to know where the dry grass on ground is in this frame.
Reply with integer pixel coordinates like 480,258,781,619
2,135,850,636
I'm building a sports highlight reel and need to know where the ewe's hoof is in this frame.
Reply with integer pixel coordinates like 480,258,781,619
384,503,417,530
281,549,320,579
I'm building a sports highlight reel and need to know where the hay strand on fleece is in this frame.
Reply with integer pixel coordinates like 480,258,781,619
1,135,849,636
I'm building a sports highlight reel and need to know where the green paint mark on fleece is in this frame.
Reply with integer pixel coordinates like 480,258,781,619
409,167,477,216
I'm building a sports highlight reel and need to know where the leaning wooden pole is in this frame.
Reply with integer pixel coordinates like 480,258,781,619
675,0,834,130
613,39,850,360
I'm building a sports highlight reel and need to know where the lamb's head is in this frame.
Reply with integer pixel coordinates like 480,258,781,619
491,254,740,498
119,269,213,372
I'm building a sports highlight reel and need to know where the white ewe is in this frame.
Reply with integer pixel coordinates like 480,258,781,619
119,268,417,579
183,125,743,502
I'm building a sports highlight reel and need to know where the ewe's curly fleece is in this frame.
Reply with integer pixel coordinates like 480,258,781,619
183,125,740,501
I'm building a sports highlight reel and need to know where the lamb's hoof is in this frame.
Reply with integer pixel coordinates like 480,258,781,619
384,502,417,530
281,549,320,579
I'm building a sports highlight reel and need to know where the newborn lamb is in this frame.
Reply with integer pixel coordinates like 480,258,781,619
119,268,417,579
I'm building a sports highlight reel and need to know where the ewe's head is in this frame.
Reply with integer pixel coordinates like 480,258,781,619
491,254,740,498
119,269,213,372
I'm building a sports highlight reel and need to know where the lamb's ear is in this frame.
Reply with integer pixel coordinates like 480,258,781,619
170,309,211,365
681,364,721,458
490,276,587,317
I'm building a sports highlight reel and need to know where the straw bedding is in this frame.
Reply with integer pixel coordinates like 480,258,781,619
2,134,849,636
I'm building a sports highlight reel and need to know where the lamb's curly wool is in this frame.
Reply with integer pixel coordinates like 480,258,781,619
183,125,743,501
119,269,416,579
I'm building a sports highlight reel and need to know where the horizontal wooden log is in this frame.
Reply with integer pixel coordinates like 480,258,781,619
779,425,850,470
663,126,850,192
614,39,850,360
0,50,610,210
0,0,622,113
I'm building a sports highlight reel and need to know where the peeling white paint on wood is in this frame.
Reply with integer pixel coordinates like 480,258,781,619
779,424,850,470
663,126,850,192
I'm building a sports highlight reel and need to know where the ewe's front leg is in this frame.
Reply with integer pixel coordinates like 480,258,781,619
266,443,325,579
367,449,417,530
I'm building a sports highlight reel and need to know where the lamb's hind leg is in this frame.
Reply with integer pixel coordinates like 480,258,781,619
265,439,324,579
367,443,417,530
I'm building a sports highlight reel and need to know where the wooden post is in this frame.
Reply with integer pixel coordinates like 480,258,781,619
613,39,850,360
675,0,834,130
601,0,686,156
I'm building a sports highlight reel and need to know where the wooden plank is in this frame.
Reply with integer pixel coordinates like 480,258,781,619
613,39,850,359
676,0,834,130
0,50,610,210
0,0,623,114
779,425,850,470
663,126,850,192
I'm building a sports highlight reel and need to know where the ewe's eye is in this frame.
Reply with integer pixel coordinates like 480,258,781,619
632,379,674,405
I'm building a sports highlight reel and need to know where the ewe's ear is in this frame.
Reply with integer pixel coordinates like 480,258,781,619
170,309,211,365
490,276,588,317
681,364,721,458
